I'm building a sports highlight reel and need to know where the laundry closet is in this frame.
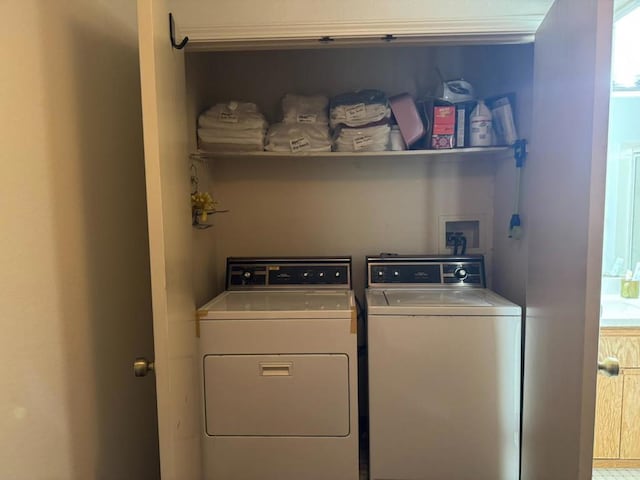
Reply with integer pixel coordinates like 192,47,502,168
185,44,532,300
136,1,612,479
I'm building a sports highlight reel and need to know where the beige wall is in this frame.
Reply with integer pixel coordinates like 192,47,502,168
185,45,533,299
0,2,159,479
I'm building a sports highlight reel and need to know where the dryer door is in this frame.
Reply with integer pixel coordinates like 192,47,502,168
204,354,350,437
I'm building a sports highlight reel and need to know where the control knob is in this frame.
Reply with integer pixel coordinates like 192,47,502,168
454,267,468,280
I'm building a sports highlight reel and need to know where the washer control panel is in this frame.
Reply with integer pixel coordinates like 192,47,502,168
367,255,485,288
227,257,352,289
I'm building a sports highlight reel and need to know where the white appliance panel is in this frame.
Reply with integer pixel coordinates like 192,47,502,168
368,311,521,480
204,436,357,480
199,290,353,319
384,288,492,306
367,288,521,316
204,354,350,437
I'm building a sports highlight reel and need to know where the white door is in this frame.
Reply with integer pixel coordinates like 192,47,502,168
137,1,202,479
522,0,613,479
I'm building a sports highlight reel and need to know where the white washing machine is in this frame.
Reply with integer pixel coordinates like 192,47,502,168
366,255,522,480
197,257,359,480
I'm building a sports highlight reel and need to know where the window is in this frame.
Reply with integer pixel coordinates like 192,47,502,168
602,2,640,282
612,3,640,90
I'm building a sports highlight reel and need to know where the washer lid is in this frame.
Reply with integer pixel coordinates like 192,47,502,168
366,288,521,316
198,290,354,320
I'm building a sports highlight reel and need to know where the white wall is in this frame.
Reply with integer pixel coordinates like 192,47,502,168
0,2,159,479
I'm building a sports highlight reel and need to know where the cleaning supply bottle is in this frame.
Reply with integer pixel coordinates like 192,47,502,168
470,100,493,147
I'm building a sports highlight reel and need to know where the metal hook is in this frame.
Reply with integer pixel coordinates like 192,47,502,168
169,13,189,50
190,164,199,194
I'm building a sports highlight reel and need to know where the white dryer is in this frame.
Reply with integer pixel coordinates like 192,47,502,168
366,255,522,480
197,257,359,480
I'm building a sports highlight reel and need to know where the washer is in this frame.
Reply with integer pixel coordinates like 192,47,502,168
197,257,359,480
366,255,522,480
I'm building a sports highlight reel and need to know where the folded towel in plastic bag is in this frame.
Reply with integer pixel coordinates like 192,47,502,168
198,128,265,152
198,128,265,142
265,123,331,152
281,94,329,125
198,101,267,131
333,124,391,152
198,141,264,153
330,90,391,128
331,89,387,107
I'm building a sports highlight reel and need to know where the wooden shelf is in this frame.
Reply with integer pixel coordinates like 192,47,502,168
190,146,512,162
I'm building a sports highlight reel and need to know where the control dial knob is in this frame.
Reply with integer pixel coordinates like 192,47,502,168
454,267,468,280
242,270,252,281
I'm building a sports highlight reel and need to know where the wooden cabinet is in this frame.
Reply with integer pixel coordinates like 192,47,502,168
594,330,640,467
621,370,640,459
594,374,623,459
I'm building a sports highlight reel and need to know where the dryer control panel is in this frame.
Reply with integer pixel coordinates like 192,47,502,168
366,255,485,288
227,257,352,290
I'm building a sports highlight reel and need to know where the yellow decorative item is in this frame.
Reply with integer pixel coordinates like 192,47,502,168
191,191,218,227
621,279,640,299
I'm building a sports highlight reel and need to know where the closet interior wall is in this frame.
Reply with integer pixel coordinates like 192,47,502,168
184,43,533,301
464,43,534,307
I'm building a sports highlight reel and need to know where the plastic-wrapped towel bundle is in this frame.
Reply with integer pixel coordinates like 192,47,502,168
330,90,391,129
282,94,329,125
197,101,267,152
198,102,266,130
197,128,266,152
265,123,332,152
333,124,391,152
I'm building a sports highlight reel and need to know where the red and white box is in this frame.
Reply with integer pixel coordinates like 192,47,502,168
431,105,456,149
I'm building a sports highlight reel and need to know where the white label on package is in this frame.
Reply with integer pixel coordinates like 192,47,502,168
353,135,373,151
345,103,367,123
218,111,239,123
296,114,317,124
289,136,311,152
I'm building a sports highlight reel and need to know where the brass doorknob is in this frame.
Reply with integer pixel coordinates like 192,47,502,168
598,357,620,377
133,357,155,377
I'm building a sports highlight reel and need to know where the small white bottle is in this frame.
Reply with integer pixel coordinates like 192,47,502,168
389,126,406,151
470,100,493,147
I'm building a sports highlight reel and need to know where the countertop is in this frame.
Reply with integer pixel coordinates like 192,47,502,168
600,294,640,328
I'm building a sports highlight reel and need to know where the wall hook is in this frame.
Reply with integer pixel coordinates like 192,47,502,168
169,13,189,50
190,164,199,195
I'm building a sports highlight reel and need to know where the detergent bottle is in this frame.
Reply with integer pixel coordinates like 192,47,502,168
470,100,493,147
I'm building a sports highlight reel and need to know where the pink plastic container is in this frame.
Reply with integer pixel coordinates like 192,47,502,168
389,93,426,148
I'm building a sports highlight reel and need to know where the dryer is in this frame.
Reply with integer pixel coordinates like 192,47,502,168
197,257,359,480
365,255,521,480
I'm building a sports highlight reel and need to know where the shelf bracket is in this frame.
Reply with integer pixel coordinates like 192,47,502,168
169,13,189,50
